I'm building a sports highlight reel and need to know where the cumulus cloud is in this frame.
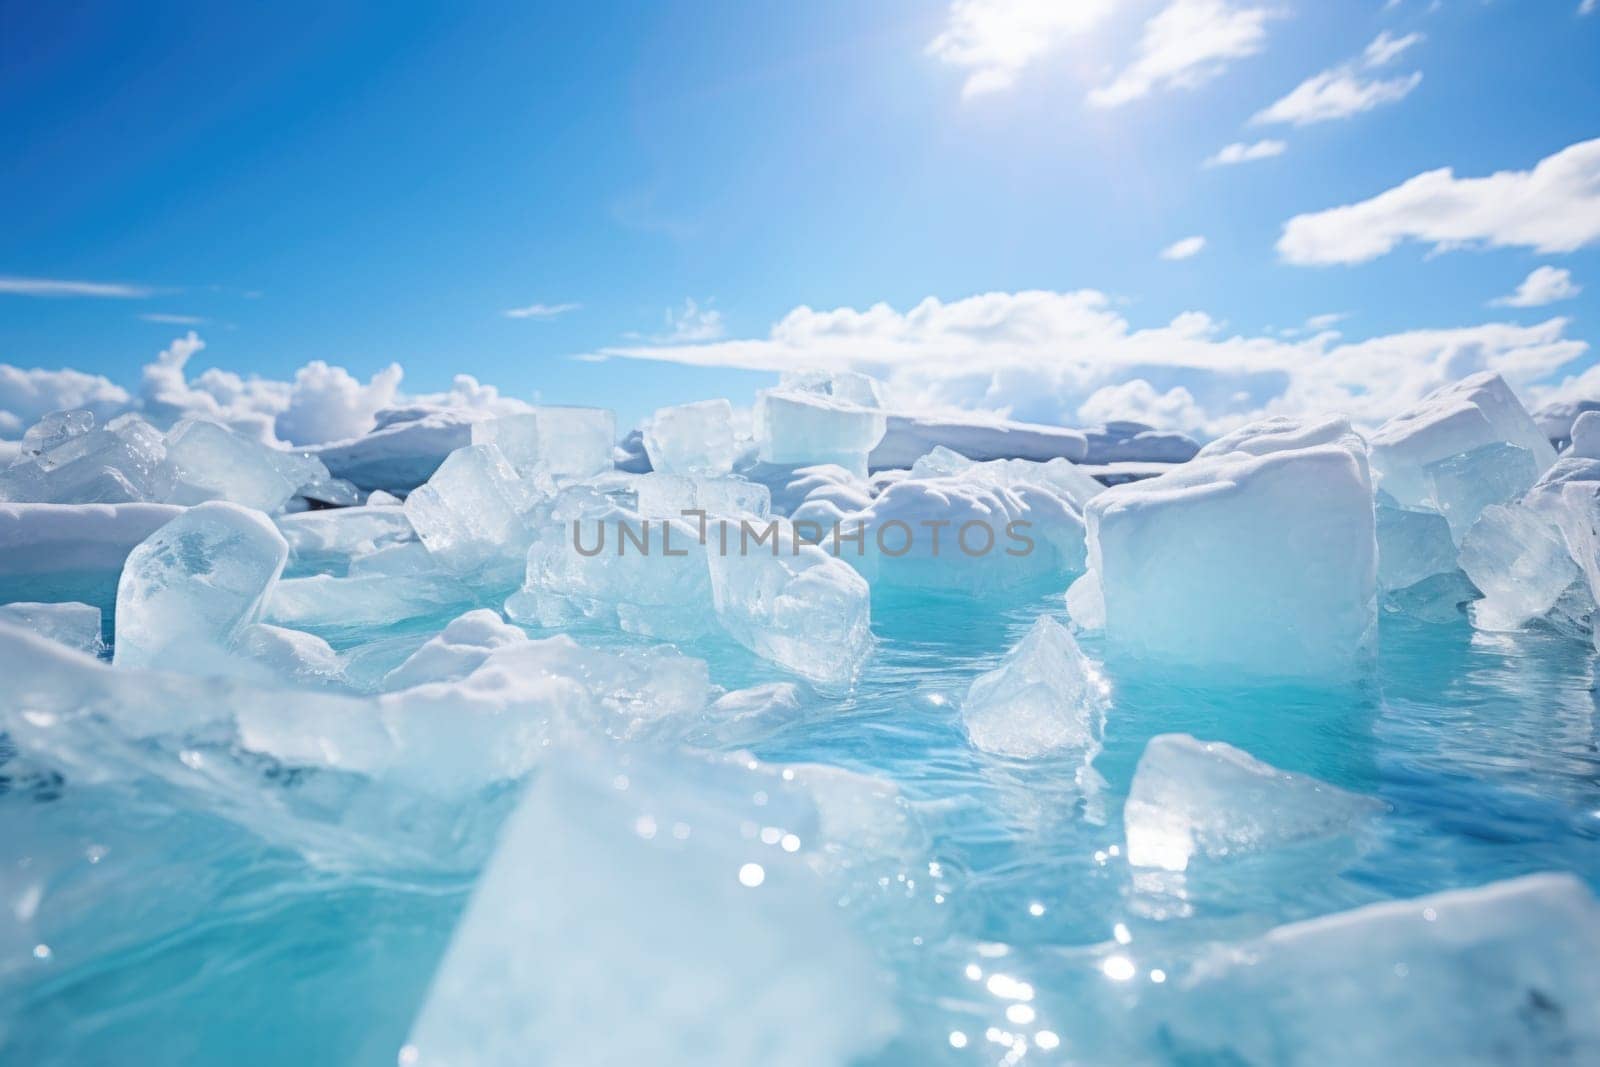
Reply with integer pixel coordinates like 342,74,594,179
1090,0,1274,108
1492,266,1582,308
0,365,130,438
1160,235,1207,260
1204,139,1286,167
596,288,1590,438
1278,137,1600,265
503,302,580,320
274,361,405,444
138,333,288,443
409,374,535,418
1253,31,1422,127
1077,379,1208,429
0,276,154,299
0,332,533,446
928,0,1118,97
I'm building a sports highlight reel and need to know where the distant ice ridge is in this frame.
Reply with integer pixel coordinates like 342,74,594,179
0,409,359,511
868,413,1197,471
405,746,903,1067
1161,873,1600,1064
308,407,475,493
1125,734,1384,872
0,502,182,577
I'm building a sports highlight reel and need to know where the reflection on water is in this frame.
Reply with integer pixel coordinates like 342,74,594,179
2,575,1597,1064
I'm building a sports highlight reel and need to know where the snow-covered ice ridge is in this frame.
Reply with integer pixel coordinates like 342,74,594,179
4,366,1600,1064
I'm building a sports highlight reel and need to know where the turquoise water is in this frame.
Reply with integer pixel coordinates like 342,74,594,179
3,572,1598,1064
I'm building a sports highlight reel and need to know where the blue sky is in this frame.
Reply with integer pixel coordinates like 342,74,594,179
2,0,1597,438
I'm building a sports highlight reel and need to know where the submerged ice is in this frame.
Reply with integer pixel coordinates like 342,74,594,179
1125,734,1384,872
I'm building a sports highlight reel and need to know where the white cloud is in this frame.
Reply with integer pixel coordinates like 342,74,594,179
1581,0,1597,15
1089,0,1274,108
1280,137,1600,265
1204,139,1286,167
409,374,535,418
1253,68,1420,126
1,331,536,445
1363,30,1423,67
654,298,725,343
274,361,405,445
0,365,130,437
1306,312,1349,331
1254,32,1423,127
1160,235,1207,260
928,0,1119,98
1077,379,1208,428
0,276,154,299
139,313,206,325
1492,266,1582,308
503,302,580,320
138,332,287,442
595,288,1590,437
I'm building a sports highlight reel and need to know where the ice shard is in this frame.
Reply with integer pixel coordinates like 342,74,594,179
1161,874,1600,1064
404,746,898,1067
961,615,1107,759
113,501,289,672
1125,733,1384,871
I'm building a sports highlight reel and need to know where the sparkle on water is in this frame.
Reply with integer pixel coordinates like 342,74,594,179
2,569,1598,1065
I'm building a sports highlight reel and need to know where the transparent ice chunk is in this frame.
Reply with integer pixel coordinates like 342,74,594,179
961,615,1107,759
1161,874,1600,1065
470,413,541,474
530,405,616,479
1370,372,1556,508
0,600,102,654
754,389,887,477
1458,504,1580,631
643,398,739,476
404,745,899,1067
1125,733,1384,872
113,501,289,672
707,518,873,687
1423,442,1540,544
1375,500,1457,592
404,443,539,575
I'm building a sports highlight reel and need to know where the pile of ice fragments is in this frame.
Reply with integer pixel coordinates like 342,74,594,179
4,364,1600,1064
